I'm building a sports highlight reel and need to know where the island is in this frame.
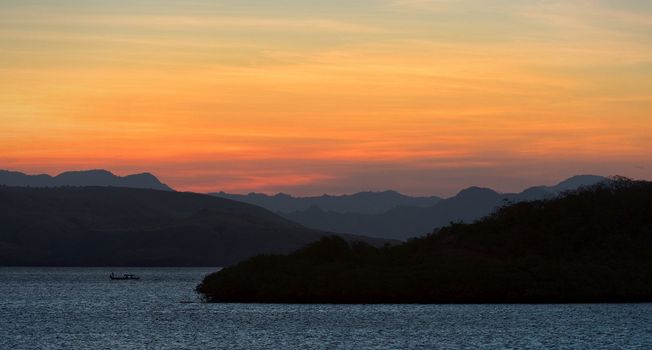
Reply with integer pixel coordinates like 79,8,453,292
197,178,652,303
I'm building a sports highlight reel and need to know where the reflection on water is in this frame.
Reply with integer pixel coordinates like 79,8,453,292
1,267,651,349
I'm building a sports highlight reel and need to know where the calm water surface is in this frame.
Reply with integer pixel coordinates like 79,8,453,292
1,267,651,349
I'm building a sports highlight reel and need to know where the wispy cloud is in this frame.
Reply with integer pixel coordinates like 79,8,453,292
520,1,652,32
0,13,384,33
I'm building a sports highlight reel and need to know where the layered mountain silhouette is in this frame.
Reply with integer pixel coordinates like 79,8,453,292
3,169,603,241
0,169,173,191
0,186,388,266
197,178,652,303
212,190,441,214
281,175,606,240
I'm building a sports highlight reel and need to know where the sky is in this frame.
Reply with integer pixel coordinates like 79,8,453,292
1,0,651,196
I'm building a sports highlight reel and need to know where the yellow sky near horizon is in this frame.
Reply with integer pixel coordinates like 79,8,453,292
1,0,651,195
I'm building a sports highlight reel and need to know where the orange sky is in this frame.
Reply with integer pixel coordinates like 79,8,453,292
1,0,651,195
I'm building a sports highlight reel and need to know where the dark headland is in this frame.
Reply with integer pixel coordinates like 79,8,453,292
197,178,652,303
0,186,389,266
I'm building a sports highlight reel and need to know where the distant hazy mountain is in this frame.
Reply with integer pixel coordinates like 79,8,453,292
282,175,607,240
0,169,173,191
211,190,441,214
0,186,389,266
514,175,606,201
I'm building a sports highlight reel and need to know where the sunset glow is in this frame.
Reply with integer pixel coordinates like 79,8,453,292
2,0,651,195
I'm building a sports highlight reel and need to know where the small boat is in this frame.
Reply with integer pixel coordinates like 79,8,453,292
109,273,140,280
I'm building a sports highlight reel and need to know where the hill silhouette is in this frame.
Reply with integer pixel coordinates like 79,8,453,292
0,186,388,266
282,175,606,240
0,169,173,191
197,178,652,303
212,190,441,214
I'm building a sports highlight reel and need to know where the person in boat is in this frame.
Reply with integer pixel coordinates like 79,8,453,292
110,273,140,280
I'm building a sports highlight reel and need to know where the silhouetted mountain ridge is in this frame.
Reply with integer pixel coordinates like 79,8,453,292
0,169,173,191
211,190,441,214
283,175,607,240
0,186,388,266
454,186,500,200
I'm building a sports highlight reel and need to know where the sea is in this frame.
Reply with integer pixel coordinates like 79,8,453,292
1,267,651,349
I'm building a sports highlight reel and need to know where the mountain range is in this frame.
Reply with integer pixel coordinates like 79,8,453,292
1,168,606,241
0,186,388,266
211,176,605,216
281,175,606,240
212,190,442,214
0,169,173,191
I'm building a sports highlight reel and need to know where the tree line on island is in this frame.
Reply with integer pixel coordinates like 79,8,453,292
197,178,652,303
